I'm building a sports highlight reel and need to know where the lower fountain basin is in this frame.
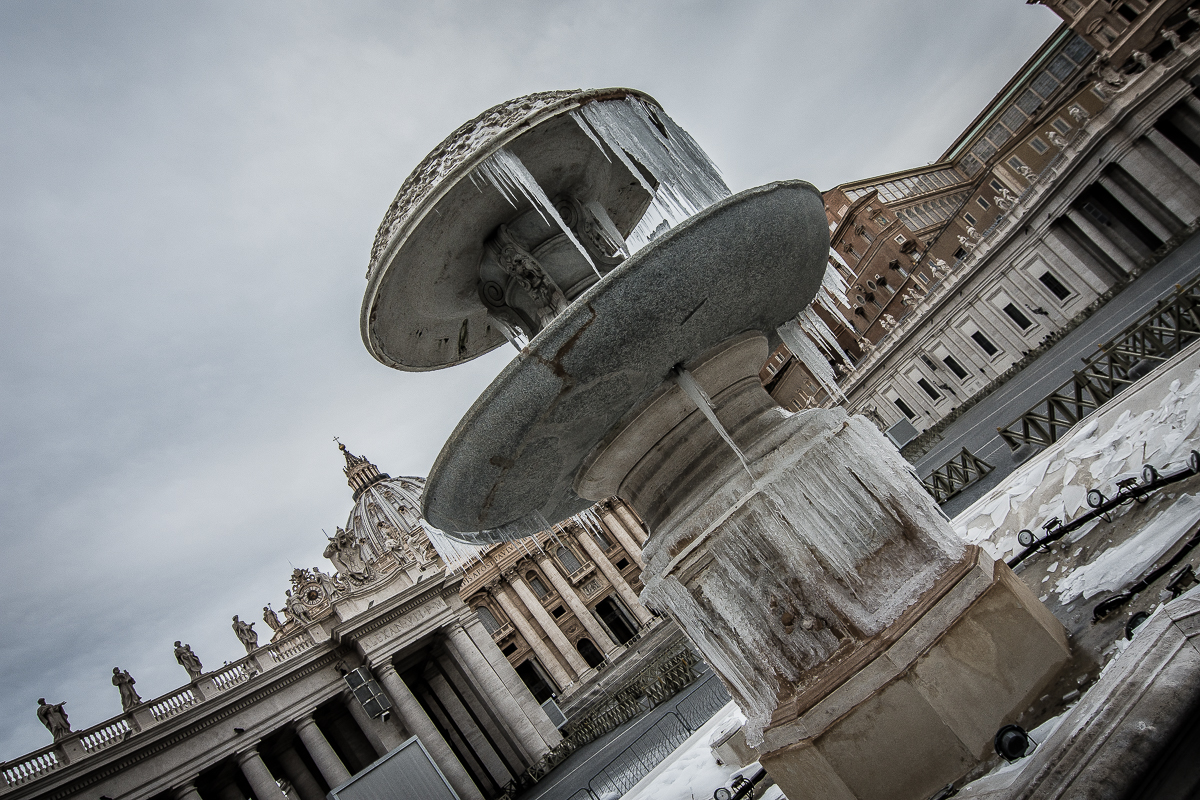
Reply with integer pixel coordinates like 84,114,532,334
421,179,829,541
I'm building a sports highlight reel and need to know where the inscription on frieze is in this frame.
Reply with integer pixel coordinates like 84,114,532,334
359,600,445,650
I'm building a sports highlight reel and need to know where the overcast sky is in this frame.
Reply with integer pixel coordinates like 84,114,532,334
0,1,1061,759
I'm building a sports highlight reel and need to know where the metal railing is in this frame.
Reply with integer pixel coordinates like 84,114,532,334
998,276,1200,450
584,673,731,800
922,448,994,504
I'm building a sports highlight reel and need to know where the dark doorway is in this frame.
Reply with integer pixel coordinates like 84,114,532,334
595,597,638,644
577,638,605,668
515,659,556,703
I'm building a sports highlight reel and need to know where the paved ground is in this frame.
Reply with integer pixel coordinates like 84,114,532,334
915,231,1200,519
516,665,725,800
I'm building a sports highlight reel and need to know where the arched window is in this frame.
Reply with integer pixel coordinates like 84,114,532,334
475,606,501,634
557,546,583,575
527,571,550,599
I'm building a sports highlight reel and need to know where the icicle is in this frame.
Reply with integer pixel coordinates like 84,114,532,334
777,318,845,402
572,98,730,253
585,200,631,258
493,317,527,352
673,366,754,479
474,147,601,278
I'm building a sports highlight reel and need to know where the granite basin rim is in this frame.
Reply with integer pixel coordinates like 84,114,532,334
420,179,830,542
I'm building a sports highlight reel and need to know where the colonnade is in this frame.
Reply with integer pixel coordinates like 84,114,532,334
481,504,653,692
170,616,563,800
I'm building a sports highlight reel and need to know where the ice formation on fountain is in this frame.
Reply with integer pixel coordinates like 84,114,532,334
775,262,854,401
572,96,731,251
673,365,756,478
641,412,966,745
470,146,601,277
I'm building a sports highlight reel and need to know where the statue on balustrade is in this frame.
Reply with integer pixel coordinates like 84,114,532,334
36,699,71,741
263,605,282,634
111,667,142,710
232,615,259,652
174,641,204,679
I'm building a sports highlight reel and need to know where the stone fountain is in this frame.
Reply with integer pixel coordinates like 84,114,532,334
360,89,1070,800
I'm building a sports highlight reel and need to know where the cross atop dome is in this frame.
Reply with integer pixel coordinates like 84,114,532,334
334,438,390,500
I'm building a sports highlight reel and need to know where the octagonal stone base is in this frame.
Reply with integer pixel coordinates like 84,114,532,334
759,548,1069,800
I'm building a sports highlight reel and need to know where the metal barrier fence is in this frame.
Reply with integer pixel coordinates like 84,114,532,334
922,447,994,504
998,275,1200,450
584,673,731,800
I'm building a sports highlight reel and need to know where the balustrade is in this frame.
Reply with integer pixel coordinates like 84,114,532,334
149,687,199,722
78,718,133,753
1,749,61,789
267,630,314,664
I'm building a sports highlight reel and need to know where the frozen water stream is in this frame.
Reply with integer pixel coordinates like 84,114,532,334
673,365,755,479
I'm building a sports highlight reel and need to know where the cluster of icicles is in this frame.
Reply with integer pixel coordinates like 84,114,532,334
469,96,857,402
423,506,614,576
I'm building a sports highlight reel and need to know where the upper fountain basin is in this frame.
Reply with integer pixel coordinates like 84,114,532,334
421,180,830,543
361,88,663,372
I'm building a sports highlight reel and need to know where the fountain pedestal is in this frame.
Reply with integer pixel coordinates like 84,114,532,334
579,333,1070,800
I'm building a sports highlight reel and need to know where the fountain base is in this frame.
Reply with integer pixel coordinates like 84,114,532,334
758,547,1068,800
582,334,1069,800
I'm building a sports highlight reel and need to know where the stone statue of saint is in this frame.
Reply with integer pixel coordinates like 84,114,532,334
285,589,312,624
263,605,282,633
112,667,142,710
36,699,71,741
313,567,341,600
232,615,258,653
174,641,204,680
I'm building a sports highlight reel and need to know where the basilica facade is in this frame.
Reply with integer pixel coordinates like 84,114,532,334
1,445,664,800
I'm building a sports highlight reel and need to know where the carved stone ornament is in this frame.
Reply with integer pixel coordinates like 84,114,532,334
1131,50,1152,71
1017,164,1039,183
1162,27,1182,49
880,313,899,331
957,235,975,252
488,225,568,329
1089,59,1127,89
1047,129,1069,149
285,589,313,624
324,526,375,584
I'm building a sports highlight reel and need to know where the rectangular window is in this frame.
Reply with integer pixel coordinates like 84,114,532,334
916,378,941,400
943,355,969,379
1048,54,1075,81
894,397,917,419
1029,137,1049,154
989,179,1005,193
838,204,849,217
1052,117,1071,134
1039,270,1072,301
1031,71,1060,99
971,330,999,356
895,234,906,244
1008,156,1027,171
976,196,991,210
954,246,968,260
1003,302,1034,330
964,212,977,226
1016,88,1042,115
1000,105,1027,133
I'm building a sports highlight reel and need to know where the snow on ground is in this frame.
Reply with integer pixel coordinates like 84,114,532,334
952,363,1200,594
1055,492,1200,600
620,701,746,800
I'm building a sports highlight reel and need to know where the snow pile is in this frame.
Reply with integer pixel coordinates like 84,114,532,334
950,367,1200,563
622,702,745,800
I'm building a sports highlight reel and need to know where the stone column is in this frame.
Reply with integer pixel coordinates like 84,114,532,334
374,661,483,800
1065,207,1138,273
612,502,649,546
276,748,326,800
461,614,564,746
598,506,645,566
505,572,594,674
490,585,576,691
444,621,549,761
295,715,351,788
574,530,653,626
236,747,289,800
343,689,404,756
172,782,204,800
427,670,513,786
533,554,620,657
1098,174,1173,241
